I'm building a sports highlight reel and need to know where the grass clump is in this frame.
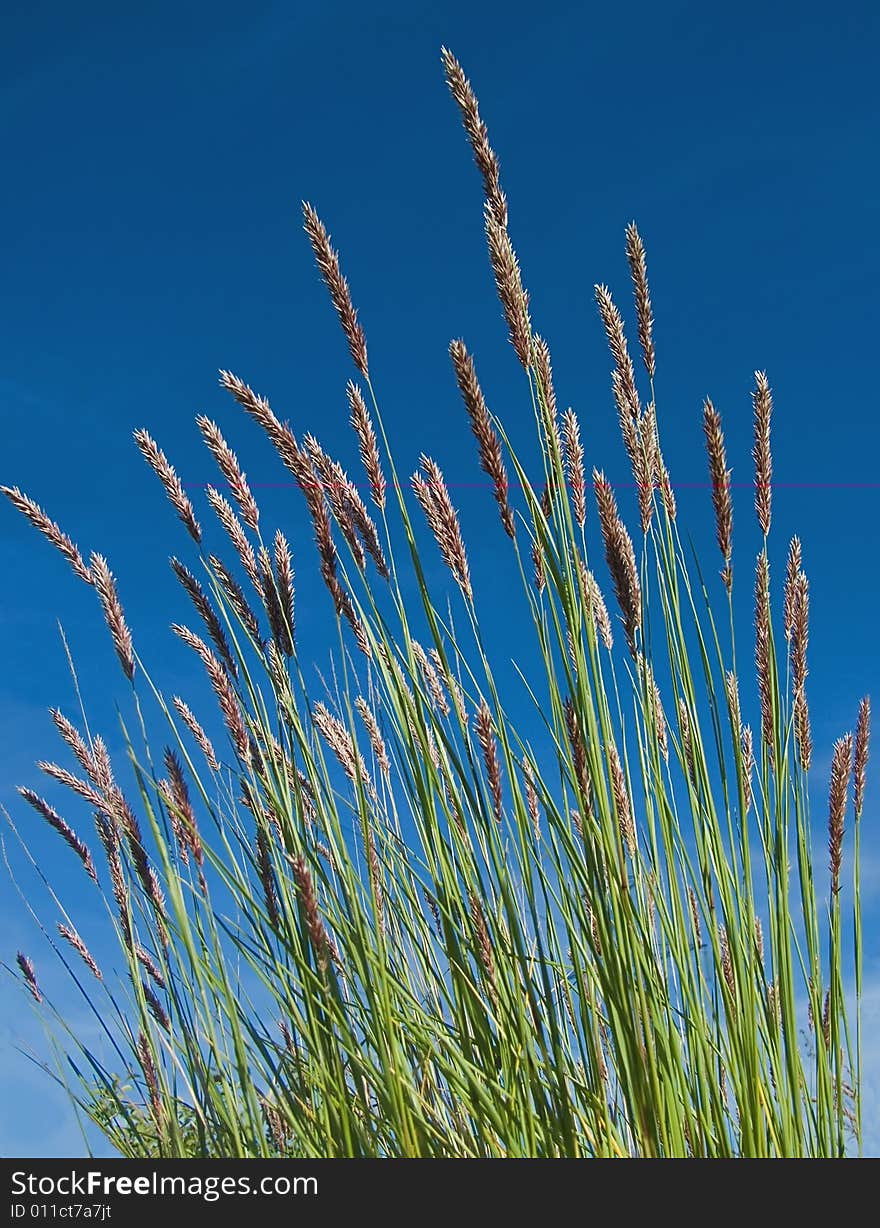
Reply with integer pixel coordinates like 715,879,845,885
2,48,870,1158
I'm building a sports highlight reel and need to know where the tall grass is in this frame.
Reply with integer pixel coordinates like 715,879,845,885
2,49,870,1158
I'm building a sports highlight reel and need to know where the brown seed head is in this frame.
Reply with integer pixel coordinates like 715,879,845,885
741,724,754,814
313,702,373,796
273,530,295,644
133,429,202,544
90,554,135,681
17,952,41,1002
617,399,655,534
609,743,635,858
1,485,94,582
95,813,132,951
702,399,733,592
103,784,166,939
258,545,293,658
624,223,655,379
579,562,614,651
450,339,515,538
302,202,368,377
468,890,497,1000
255,825,281,930
485,206,531,368
687,887,703,949
309,445,388,580
754,915,765,967
143,982,170,1031
441,48,508,228
828,733,853,895
522,756,541,841
641,656,668,762
38,761,104,810
660,462,677,521
413,642,450,716
205,486,260,588
347,381,386,509
291,854,331,974
822,988,832,1050
564,698,592,813
196,416,259,531
593,470,641,655
719,925,736,1004
412,457,472,601
18,787,98,882
532,336,561,453
207,554,262,642
48,709,102,787
783,537,802,640
755,553,774,761
355,697,391,775
562,409,586,529
725,671,742,739
531,536,546,593
137,1031,163,1124
678,697,696,787
475,700,504,822
161,747,202,867
304,436,365,570
57,924,102,980
790,570,812,771
171,557,238,677
430,648,467,724
752,371,773,537
595,285,639,422
217,371,301,477
172,697,219,771
854,697,871,819
173,624,249,760
136,945,166,989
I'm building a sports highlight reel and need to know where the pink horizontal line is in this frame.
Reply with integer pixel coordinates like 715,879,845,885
182,480,880,491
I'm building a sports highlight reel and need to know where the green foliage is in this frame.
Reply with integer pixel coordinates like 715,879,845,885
4,51,868,1159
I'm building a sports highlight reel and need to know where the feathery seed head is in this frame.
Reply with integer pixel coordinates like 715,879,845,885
172,697,219,771
2,485,94,582
57,924,102,980
475,699,504,822
17,952,41,1002
595,285,639,422
854,696,871,819
450,339,515,538
18,787,98,882
412,457,473,601
755,553,773,760
196,416,259,531
133,430,202,543
702,399,733,592
441,48,508,228
347,381,386,509
625,223,655,379
562,409,586,529
593,470,641,655
783,537,803,640
90,554,135,681
485,206,531,368
291,854,331,974
828,733,853,895
752,371,773,537
302,203,369,377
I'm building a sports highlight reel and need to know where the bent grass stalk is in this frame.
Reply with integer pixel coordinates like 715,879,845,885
2,50,870,1159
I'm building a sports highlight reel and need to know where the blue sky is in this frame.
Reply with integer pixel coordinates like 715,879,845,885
1,0,878,1155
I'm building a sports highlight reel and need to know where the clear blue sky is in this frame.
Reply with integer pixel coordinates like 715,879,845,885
1,0,878,1155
